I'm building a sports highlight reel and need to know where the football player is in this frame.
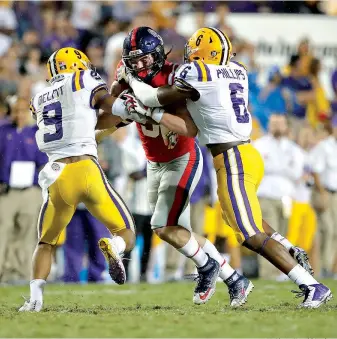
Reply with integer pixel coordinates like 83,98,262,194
111,27,254,306
120,27,331,308
19,47,139,312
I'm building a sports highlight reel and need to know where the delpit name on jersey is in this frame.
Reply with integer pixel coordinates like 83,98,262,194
38,86,64,105
216,67,246,81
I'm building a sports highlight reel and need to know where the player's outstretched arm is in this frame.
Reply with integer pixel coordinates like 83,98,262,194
125,97,197,137
128,76,195,107
92,88,131,130
160,105,198,137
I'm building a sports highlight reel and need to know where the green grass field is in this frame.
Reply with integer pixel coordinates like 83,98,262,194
0,280,336,338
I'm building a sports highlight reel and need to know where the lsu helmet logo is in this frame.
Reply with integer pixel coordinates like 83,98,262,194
184,27,232,66
47,47,92,79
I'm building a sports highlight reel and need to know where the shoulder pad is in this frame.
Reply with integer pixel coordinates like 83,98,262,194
175,61,213,83
72,70,107,93
231,61,248,72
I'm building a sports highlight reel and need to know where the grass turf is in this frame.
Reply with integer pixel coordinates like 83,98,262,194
0,279,336,338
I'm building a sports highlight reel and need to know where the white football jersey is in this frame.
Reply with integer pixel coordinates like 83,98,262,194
30,70,107,161
174,60,252,145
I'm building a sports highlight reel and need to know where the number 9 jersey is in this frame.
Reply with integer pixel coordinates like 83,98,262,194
174,60,252,145
30,70,108,161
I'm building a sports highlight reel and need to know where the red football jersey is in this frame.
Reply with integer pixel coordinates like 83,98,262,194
115,60,195,162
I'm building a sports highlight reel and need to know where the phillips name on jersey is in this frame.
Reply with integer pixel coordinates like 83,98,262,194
174,60,252,145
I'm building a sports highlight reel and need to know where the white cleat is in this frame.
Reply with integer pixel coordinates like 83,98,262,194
98,237,126,285
19,299,43,312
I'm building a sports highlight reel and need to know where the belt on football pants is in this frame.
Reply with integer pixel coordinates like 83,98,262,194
207,140,251,157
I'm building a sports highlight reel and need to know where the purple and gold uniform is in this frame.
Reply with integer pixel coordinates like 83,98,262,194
31,67,135,245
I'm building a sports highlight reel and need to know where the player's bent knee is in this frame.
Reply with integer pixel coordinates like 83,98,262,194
242,232,269,253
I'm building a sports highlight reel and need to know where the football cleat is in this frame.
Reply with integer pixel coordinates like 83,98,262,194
98,237,126,285
289,247,314,276
193,255,220,305
227,275,254,307
19,298,42,312
292,283,332,308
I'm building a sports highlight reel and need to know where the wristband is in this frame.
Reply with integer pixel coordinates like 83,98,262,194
151,108,164,123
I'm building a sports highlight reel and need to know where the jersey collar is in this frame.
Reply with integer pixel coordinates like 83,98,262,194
49,74,66,85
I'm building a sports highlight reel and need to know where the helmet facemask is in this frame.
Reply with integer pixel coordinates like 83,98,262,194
123,45,165,82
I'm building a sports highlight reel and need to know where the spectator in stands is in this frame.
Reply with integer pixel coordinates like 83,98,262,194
254,114,304,278
63,204,109,283
70,0,101,32
307,58,330,128
13,1,42,39
286,126,317,271
112,0,148,23
0,1,17,57
0,97,47,282
310,116,337,277
42,12,79,56
0,46,19,101
160,9,186,64
331,70,337,116
86,38,107,80
150,1,178,31
282,55,315,137
104,20,130,85
214,3,234,41
256,66,287,131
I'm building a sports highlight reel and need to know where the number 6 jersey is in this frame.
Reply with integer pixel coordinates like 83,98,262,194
30,70,107,161
174,60,252,145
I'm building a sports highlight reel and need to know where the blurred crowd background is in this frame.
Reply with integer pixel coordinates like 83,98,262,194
1,0,337,285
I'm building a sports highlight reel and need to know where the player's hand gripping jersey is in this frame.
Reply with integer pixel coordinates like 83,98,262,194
116,60,195,162
174,60,252,145
31,70,107,161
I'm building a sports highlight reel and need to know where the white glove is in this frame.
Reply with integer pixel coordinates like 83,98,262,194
111,91,147,124
116,64,132,84
124,92,164,123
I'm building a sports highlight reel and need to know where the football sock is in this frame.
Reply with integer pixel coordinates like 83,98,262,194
271,232,293,251
288,264,318,286
178,235,208,268
113,236,126,255
202,239,236,280
224,271,241,286
30,279,46,303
